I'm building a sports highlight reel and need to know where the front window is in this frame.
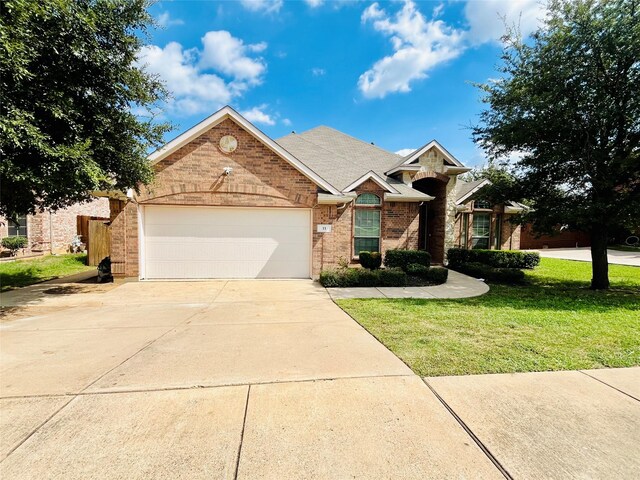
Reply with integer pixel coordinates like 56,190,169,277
8,215,27,237
474,199,492,209
472,213,490,249
354,194,381,255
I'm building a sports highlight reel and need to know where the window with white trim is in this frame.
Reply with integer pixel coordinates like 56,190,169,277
472,213,490,249
8,215,27,237
354,193,381,255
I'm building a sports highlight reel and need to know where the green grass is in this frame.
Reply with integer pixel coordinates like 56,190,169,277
0,254,92,291
336,258,640,376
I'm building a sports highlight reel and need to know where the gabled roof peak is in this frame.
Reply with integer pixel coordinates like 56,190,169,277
146,105,340,195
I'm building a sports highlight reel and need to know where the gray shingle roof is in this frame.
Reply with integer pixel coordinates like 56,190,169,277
456,179,489,203
277,126,412,192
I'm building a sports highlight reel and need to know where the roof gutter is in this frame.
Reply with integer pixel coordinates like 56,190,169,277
384,193,435,202
317,192,357,205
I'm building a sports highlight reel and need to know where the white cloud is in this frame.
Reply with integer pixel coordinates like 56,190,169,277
199,31,267,82
464,0,546,44
156,11,184,27
240,0,283,14
395,148,415,156
311,67,326,76
305,0,324,7
241,105,276,126
359,0,548,99
359,1,464,99
282,118,292,126
136,31,267,116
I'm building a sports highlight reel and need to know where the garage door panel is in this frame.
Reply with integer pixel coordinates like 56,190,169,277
143,207,311,279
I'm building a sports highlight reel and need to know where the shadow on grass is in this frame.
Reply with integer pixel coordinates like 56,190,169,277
0,267,51,291
377,282,640,313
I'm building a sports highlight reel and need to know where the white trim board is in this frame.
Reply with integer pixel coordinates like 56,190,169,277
342,171,399,194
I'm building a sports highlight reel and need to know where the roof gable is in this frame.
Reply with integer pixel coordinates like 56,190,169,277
456,179,492,204
148,106,340,195
395,140,464,168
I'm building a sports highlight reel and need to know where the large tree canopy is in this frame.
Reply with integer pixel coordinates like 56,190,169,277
473,0,640,289
0,0,169,218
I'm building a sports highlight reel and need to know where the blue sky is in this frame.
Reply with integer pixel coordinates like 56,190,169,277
141,0,546,166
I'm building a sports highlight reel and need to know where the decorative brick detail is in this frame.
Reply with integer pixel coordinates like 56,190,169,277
412,170,450,184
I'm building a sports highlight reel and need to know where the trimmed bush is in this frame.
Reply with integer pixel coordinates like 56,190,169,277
377,268,407,287
1,236,28,255
406,263,449,285
319,267,406,287
447,248,540,269
385,249,431,271
453,262,525,284
358,251,382,270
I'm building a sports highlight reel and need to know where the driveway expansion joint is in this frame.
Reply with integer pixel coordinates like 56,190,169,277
234,385,251,480
578,370,640,402
422,378,513,480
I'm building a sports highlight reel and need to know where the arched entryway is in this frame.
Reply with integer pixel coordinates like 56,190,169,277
412,173,449,264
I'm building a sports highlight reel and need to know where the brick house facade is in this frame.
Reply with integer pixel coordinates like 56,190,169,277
0,198,109,256
107,106,476,279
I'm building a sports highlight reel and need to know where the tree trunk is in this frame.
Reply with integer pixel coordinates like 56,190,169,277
590,227,610,290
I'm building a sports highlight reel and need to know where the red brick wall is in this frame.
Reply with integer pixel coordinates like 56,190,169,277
312,180,419,272
110,118,318,277
0,198,109,255
110,119,422,277
520,224,590,249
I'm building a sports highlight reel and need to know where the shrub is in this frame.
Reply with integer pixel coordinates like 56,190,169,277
319,267,406,287
453,262,525,284
358,251,382,270
1,236,28,255
377,268,407,287
406,264,449,284
447,248,539,269
385,249,431,271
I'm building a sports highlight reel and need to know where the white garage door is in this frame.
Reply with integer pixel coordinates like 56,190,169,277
143,206,311,279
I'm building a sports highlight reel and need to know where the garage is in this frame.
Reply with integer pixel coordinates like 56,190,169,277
142,206,311,279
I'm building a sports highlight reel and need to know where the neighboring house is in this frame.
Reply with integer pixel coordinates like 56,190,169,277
453,178,592,250
0,199,109,256
453,179,525,250
520,224,591,249
107,106,521,279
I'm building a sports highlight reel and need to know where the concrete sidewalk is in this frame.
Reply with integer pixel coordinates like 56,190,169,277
328,269,489,299
532,247,640,266
1,280,638,478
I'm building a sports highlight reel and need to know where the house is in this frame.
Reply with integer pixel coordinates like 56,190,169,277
107,106,521,280
0,199,109,256
453,178,525,250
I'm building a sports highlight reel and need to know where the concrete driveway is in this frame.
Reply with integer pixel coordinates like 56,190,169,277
1,280,638,478
532,247,640,266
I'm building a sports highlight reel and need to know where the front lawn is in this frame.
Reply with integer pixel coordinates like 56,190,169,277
337,258,640,376
0,254,92,291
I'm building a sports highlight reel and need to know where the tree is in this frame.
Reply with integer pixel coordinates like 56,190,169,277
0,0,169,219
473,0,640,290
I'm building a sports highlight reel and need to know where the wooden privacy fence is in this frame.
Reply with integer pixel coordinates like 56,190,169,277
87,219,111,266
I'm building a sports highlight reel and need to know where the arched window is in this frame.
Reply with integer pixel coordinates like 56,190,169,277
474,199,492,209
355,193,381,206
354,193,381,255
